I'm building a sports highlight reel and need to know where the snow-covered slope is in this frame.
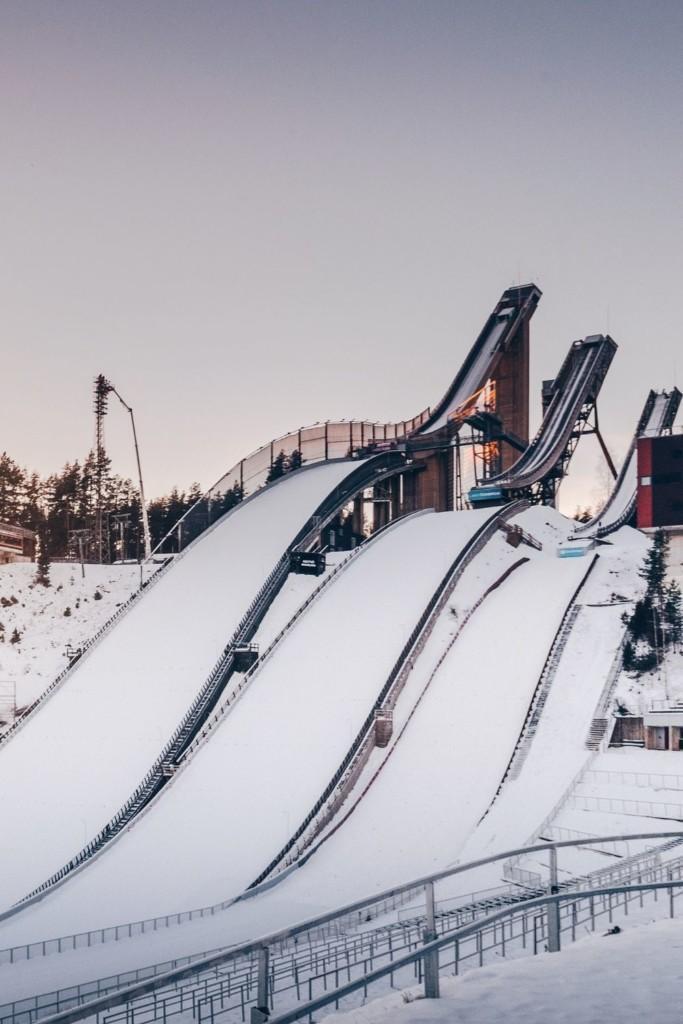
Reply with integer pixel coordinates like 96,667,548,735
0,563,141,714
0,510,493,940
260,508,587,909
0,461,359,910
457,527,649,885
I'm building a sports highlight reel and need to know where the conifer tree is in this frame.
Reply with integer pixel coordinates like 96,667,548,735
639,528,668,600
288,449,303,472
266,450,287,483
35,527,51,587
664,580,683,649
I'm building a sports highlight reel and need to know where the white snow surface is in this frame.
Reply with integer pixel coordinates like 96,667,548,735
0,509,494,944
0,510,660,1003
0,563,141,713
255,508,587,910
0,461,360,910
326,917,683,1023
454,527,649,891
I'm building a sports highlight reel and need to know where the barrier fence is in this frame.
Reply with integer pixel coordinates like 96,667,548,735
7,830,683,1024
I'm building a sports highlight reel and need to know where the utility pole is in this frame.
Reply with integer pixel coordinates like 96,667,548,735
109,387,153,562
92,375,153,563
93,375,111,564
69,527,91,579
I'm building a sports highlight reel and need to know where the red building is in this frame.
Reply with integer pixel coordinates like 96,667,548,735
637,434,683,528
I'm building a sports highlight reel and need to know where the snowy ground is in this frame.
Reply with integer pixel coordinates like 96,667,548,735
326,917,683,1023
614,648,683,716
0,562,141,715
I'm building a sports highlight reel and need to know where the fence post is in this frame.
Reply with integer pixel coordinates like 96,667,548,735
547,847,561,953
423,880,440,998
250,946,270,1022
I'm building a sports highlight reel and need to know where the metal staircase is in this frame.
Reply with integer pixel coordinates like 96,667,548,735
586,719,609,751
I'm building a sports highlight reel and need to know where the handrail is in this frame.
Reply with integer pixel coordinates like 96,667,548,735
6,829,683,1021
249,501,530,888
266,877,683,1023
149,422,427,557
23,830,683,1024
8,454,414,913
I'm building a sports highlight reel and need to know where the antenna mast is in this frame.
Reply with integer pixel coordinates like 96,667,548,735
93,374,112,564
93,375,153,564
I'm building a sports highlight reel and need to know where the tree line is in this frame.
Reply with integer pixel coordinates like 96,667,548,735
0,445,307,564
0,450,242,562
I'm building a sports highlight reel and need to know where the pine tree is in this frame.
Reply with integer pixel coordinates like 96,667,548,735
35,527,51,587
0,453,26,523
639,529,668,600
664,580,683,649
288,449,303,472
266,450,287,483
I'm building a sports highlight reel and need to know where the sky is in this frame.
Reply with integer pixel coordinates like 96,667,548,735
2,0,682,513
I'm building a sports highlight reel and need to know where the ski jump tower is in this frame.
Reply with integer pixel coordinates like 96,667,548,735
399,283,540,513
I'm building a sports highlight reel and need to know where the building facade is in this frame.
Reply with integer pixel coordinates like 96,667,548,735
0,522,36,564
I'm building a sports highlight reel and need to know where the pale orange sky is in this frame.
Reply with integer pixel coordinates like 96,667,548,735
2,1,682,514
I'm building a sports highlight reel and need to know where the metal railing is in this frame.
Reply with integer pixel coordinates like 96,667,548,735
567,793,683,821
14,831,683,1024
150,419,430,557
582,768,683,791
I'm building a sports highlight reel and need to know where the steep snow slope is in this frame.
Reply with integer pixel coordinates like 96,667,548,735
0,511,648,1002
0,510,492,941
0,461,359,910
455,527,648,891
267,508,587,907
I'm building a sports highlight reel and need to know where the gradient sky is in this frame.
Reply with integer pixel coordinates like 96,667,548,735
2,0,682,512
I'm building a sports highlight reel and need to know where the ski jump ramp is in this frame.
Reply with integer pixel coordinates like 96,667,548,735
0,460,369,910
0,510,493,942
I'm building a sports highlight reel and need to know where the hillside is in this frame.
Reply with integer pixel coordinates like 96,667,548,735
0,562,141,718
